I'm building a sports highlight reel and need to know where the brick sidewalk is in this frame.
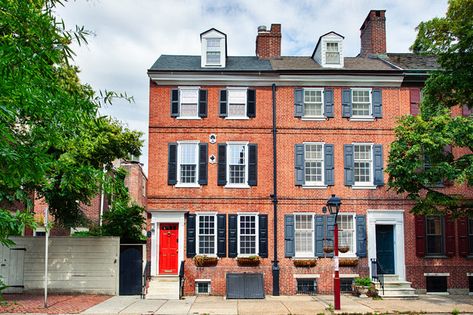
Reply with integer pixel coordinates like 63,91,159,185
0,294,111,314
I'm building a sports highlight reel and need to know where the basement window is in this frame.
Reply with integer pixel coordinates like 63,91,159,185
296,278,317,295
469,276,473,294
426,276,448,293
196,281,211,295
340,278,354,293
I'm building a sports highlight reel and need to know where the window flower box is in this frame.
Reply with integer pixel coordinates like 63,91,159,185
293,259,317,268
339,258,359,267
194,255,218,267
237,255,260,266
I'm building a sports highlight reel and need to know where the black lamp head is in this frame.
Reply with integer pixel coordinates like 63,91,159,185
326,194,342,215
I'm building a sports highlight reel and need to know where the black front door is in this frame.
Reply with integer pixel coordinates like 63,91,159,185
376,225,395,274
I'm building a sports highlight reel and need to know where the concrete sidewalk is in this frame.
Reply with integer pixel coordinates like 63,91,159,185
82,294,473,315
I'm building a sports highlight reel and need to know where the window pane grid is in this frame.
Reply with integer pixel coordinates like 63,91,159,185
295,215,314,256
337,215,354,254
304,90,323,116
179,144,197,184
239,215,256,255
304,144,323,184
296,279,317,295
354,145,372,184
198,215,215,255
229,144,246,184
206,51,220,64
326,43,340,64
207,38,220,48
426,216,444,255
352,90,371,116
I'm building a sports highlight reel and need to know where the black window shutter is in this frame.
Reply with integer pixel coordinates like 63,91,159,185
284,215,295,257
341,89,352,118
219,90,228,117
315,215,325,257
198,89,208,118
356,215,367,258
198,143,208,185
247,89,256,118
168,143,178,185
294,88,304,117
217,144,227,186
344,144,354,186
258,214,268,258
324,144,334,186
324,88,334,118
248,144,258,186
373,144,384,186
325,215,335,258
217,214,226,257
372,89,382,118
228,214,238,258
187,214,196,257
294,144,305,186
445,215,456,257
415,215,426,257
171,89,179,117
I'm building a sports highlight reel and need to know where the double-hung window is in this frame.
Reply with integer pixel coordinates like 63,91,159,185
304,143,324,186
227,143,248,186
227,88,247,118
177,141,199,186
197,214,217,255
303,89,324,118
426,216,444,256
238,214,258,256
179,88,199,118
337,214,356,256
294,214,314,257
351,88,372,117
326,42,340,65
206,38,221,66
353,144,373,186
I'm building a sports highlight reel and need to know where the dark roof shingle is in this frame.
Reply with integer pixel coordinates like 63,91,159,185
385,53,439,70
270,56,396,71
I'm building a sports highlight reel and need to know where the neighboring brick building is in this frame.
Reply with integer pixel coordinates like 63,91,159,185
147,10,473,298
29,159,147,236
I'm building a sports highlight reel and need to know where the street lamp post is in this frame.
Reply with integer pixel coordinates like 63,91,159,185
323,194,342,311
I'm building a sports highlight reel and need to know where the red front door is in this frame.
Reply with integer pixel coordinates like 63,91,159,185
159,223,179,274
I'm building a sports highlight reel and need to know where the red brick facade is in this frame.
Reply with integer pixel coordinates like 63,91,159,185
256,24,281,59
360,10,387,57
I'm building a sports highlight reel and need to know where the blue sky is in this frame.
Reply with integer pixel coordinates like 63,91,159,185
56,0,448,174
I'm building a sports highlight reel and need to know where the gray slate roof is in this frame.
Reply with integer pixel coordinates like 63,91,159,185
385,53,439,70
270,56,396,71
150,55,272,72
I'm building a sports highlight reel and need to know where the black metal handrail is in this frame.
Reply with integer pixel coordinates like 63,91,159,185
179,260,185,299
370,258,385,295
141,261,151,299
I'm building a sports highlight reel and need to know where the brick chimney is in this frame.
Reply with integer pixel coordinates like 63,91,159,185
255,24,281,59
360,10,386,57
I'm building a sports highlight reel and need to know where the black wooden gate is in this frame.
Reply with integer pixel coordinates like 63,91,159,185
119,244,143,295
226,273,264,299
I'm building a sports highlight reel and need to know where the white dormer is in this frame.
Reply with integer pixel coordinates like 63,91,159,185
200,28,227,68
312,31,344,68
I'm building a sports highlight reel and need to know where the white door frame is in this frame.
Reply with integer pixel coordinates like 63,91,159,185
150,210,186,276
367,209,406,281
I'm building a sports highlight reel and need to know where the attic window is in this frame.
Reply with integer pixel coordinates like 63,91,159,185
206,38,221,65
326,42,340,64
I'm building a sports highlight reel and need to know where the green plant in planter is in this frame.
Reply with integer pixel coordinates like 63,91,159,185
354,277,372,287
237,255,260,266
193,255,218,267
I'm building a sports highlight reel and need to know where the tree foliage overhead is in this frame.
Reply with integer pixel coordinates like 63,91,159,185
387,0,473,216
0,0,143,235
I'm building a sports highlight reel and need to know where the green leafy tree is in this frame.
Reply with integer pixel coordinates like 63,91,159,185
387,0,473,216
0,0,143,244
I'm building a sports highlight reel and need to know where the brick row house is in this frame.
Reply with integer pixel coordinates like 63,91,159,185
146,10,473,298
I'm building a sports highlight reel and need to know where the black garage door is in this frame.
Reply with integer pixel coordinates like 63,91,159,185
226,273,264,299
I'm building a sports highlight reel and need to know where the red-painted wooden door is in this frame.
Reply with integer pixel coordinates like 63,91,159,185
159,223,179,274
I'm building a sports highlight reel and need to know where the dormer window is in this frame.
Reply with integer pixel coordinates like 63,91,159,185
325,42,340,64
200,28,227,68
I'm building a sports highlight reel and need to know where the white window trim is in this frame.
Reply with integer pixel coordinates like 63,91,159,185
302,88,325,119
176,140,200,188
196,213,217,256
350,88,373,119
225,87,248,119
352,142,375,188
303,142,325,187
33,226,46,236
237,213,259,257
195,280,212,295
325,42,341,65
178,87,200,120
205,37,222,67
337,213,357,258
225,141,250,188
294,213,315,258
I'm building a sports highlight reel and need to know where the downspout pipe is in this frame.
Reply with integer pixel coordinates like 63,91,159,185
271,83,280,296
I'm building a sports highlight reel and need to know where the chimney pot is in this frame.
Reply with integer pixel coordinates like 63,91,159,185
258,25,267,33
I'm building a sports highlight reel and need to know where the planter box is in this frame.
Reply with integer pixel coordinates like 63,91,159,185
237,256,260,266
339,258,359,267
194,255,218,267
293,259,317,268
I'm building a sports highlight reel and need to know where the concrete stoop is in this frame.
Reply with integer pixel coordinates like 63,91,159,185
146,275,180,300
375,274,418,299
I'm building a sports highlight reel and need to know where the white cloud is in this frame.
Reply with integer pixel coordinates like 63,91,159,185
55,0,448,175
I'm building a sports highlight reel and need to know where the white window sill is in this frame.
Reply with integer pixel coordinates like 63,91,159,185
293,273,321,279
293,256,317,260
349,116,375,122
352,185,377,190
301,117,326,121
176,117,201,120
426,292,450,295
339,254,357,258
225,184,250,189
196,254,218,258
175,183,201,188
302,185,327,189
236,254,258,258
225,116,249,120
